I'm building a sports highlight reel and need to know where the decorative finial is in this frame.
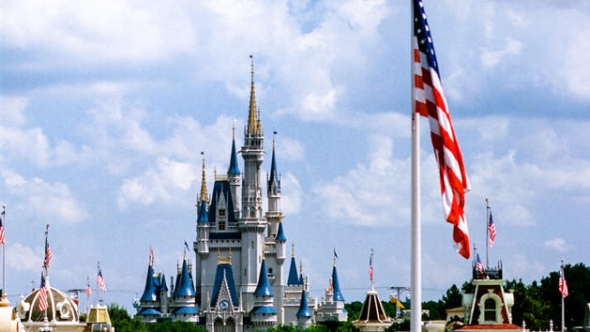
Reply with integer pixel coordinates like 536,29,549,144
291,241,295,258
200,152,208,202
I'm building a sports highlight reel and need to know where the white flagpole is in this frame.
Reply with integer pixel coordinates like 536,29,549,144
2,205,6,300
411,1,422,328
561,259,565,332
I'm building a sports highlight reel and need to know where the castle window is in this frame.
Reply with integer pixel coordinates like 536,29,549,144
218,221,226,231
484,298,497,322
219,209,226,217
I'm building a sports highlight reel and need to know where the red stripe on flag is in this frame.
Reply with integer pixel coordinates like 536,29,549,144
413,34,471,259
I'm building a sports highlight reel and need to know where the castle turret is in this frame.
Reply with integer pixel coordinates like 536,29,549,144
250,258,277,329
296,286,313,329
196,156,210,254
136,260,163,322
266,134,282,239
317,254,348,324
228,126,241,218
171,256,198,322
287,243,302,286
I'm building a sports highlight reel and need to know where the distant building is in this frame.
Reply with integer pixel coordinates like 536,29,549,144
449,260,521,332
0,293,20,332
352,284,392,332
16,284,86,332
134,59,348,331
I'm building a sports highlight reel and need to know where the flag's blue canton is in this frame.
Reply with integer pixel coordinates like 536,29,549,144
413,0,439,75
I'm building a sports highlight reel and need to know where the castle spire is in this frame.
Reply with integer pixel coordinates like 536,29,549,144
199,152,208,202
228,125,240,176
247,55,260,136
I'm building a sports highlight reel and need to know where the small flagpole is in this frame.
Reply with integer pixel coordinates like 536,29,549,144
561,259,565,332
410,0,422,328
485,198,490,269
96,261,101,305
2,205,6,300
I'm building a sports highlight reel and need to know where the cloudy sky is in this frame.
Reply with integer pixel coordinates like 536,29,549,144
1,0,589,312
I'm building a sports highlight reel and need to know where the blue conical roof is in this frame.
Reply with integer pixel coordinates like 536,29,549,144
228,135,240,175
253,259,273,296
197,200,208,223
276,222,287,242
332,265,345,301
174,258,196,298
296,290,312,318
287,257,301,286
140,263,158,302
267,145,280,192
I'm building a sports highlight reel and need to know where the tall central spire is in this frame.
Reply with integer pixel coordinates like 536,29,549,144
247,55,261,137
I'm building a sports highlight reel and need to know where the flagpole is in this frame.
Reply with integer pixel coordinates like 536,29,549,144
2,205,6,299
485,198,489,268
97,261,101,305
410,0,422,328
561,259,565,332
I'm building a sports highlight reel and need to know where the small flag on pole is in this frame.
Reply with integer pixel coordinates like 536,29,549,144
0,210,5,246
368,249,374,282
413,0,470,259
86,280,92,297
43,225,53,269
38,272,49,311
150,246,155,264
559,264,569,298
488,210,497,247
476,253,485,275
97,267,107,292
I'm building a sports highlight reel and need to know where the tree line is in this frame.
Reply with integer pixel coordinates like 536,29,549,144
107,262,589,331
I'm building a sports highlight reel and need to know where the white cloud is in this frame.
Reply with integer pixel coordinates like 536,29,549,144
544,237,573,253
1,169,88,223
0,96,28,126
117,157,196,209
311,134,411,227
481,37,522,69
280,172,302,216
6,243,41,272
0,0,195,64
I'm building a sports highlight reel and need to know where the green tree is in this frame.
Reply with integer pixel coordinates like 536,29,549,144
107,303,147,332
441,284,462,309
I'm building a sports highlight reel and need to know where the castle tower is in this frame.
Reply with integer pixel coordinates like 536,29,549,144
317,254,348,324
250,258,277,329
239,56,267,309
195,156,209,306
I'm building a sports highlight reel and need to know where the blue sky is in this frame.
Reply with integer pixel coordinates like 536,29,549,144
1,0,589,312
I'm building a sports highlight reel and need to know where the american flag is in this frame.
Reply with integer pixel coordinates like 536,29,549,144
368,249,374,282
38,272,49,311
86,281,92,297
43,235,52,269
488,211,497,247
97,269,107,292
0,211,5,246
413,0,470,259
476,253,485,275
559,264,569,298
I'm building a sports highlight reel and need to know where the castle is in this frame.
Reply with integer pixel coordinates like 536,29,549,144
134,59,348,331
